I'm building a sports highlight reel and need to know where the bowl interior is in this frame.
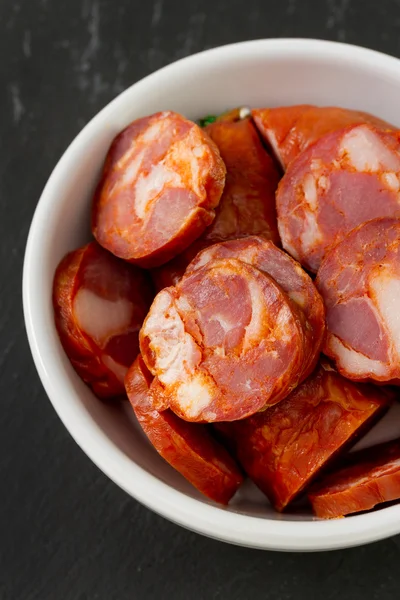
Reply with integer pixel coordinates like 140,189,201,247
23,39,400,549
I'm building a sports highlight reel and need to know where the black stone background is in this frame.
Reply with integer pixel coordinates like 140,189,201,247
2,0,400,598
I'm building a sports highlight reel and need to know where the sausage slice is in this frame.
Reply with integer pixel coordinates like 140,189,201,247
216,361,390,511
125,356,243,504
53,242,153,399
92,111,226,268
252,105,392,169
140,258,307,422
316,217,400,383
186,236,325,380
309,438,400,518
276,124,400,272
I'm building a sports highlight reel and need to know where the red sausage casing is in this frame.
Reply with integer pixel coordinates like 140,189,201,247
53,241,153,399
141,258,307,422
309,438,400,518
151,117,281,290
316,217,400,383
252,105,392,169
216,361,390,511
125,356,243,504
92,111,226,268
276,124,400,272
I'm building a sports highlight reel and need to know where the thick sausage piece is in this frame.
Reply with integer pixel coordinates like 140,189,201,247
140,258,306,422
186,236,325,379
125,356,243,504
252,105,392,169
92,111,226,268
309,438,400,518
53,242,153,399
316,218,400,383
151,117,281,290
277,124,400,272
203,118,280,243
216,361,390,511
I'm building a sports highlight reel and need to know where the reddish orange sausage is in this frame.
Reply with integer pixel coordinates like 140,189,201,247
125,356,243,504
185,236,325,380
309,438,400,518
316,218,400,383
252,105,392,169
92,111,226,268
151,116,281,290
140,258,307,422
53,242,153,399
276,124,400,272
216,361,390,511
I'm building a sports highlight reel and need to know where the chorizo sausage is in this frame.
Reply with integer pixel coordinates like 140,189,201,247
203,117,280,243
309,438,400,518
125,356,243,504
276,124,400,272
92,111,226,268
186,236,325,379
140,258,307,422
215,360,390,511
151,117,281,290
316,217,400,383
53,241,153,399
252,105,392,169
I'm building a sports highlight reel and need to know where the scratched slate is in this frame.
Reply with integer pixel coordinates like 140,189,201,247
2,0,400,598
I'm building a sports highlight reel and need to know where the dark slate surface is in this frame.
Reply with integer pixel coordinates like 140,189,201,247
2,0,400,598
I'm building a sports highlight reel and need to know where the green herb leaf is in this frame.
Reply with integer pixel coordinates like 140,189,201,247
198,115,218,127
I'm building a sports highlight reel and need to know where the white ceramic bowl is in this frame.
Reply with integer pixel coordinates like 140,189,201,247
23,39,400,551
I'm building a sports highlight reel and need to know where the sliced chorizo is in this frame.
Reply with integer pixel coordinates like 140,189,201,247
309,438,400,518
216,360,391,511
203,117,280,243
186,236,325,379
276,124,400,272
92,111,226,268
140,258,307,422
316,217,400,383
252,104,392,169
151,116,281,290
125,356,243,504
53,241,153,399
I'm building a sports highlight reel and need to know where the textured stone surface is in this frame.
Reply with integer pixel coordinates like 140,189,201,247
2,0,400,598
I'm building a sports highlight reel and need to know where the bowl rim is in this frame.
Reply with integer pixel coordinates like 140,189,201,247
23,38,400,551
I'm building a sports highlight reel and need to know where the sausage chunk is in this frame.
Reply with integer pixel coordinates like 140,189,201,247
186,236,325,380
53,242,153,399
316,217,400,383
92,111,226,268
125,356,243,504
216,361,390,511
252,105,392,169
309,438,400,518
140,259,307,422
276,124,400,272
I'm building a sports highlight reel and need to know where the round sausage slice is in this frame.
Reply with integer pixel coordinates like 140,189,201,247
125,356,243,504
276,124,400,272
186,236,325,379
151,116,281,290
316,217,400,383
309,438,400,518
216,360,391,511
140,258,307,422
92,111,226,268
252,105,392,169
53,242,153,399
